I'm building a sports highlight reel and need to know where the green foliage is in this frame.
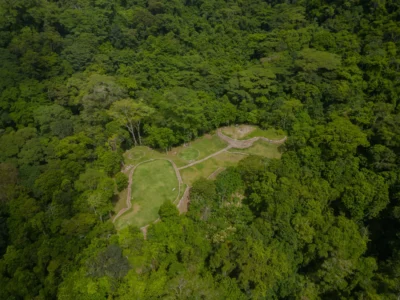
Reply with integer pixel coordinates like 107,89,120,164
158,200,179,222
1,0,400,298
144,126,177,151
215,167,243,203
115,172,128,192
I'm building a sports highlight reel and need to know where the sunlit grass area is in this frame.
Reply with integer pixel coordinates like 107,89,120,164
228,140,282,159
180,151,244,185
115,160,179,229
116,127,285,229
221,125,286,140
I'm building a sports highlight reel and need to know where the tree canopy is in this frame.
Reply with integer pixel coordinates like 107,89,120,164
1,0,400,298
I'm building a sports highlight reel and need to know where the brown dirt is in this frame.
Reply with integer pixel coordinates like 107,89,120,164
177,186,190,213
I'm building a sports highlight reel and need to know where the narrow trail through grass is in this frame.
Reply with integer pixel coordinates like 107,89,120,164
114,126,287,231
114,159,179,229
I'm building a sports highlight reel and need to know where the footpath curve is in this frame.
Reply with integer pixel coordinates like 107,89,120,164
113,129,287,232
178,146,232,170
113,158,183,223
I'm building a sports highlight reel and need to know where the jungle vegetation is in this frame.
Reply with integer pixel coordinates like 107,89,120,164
1,0,400,298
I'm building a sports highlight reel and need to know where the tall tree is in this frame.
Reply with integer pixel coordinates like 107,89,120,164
108,99,154,146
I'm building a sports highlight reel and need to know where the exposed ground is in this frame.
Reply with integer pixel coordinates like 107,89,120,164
114,125,287,231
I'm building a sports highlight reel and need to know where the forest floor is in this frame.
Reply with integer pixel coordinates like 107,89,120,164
113,126,286,230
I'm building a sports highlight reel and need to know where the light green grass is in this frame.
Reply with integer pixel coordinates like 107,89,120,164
123,135,228,168
180,151,244,185
178,147,200,161
228,140,282,159
222,125,286,140
245,128,286,140
115,160,179,229
115,127,285,230
186,134,228,160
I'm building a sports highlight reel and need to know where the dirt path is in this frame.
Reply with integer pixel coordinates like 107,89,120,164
177,186,190,213
227,151,250,156
207,167,226,179
114,129,287,234
178,146,232,170
113,158,182,223
177,130,286,170
113,159,155,222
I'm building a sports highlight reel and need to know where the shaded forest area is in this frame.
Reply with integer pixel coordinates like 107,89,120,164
1,0,400,298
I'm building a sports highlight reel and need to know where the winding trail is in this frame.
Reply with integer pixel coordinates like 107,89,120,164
113,159,155,222
178,146,232,170
113,128,287,233
113,158,182,223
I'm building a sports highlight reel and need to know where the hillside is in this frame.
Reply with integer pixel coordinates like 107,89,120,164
1,0,400,298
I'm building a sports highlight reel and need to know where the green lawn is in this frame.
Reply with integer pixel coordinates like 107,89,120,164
115,160,179,229
221,125,286,140
123,134,228,168
115,126,285,230
178,147,200,161
180,151,244,185
185,134,228,160
228,140,282,159
245,128,286,140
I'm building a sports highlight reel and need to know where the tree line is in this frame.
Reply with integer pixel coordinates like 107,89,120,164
1,0,400,298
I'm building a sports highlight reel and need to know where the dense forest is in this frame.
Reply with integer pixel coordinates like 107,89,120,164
1,0,400,298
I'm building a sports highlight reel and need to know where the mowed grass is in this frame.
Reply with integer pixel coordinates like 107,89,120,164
114,127,286,230
228,140,282,159
115,160,179,229
123,134,228,168
180,151,244,185
180,140,283,185
178,147,200,161
222,125,286,140
246,128,286,140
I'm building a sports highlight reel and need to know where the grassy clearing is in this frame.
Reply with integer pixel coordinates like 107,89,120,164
178,147,200,161
123,134,228,168
115,127,286,230
185,134,228,159
246,128,286,140
115,160,179,229
180,151,244,185
228,140,282,159
221,125,286,140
